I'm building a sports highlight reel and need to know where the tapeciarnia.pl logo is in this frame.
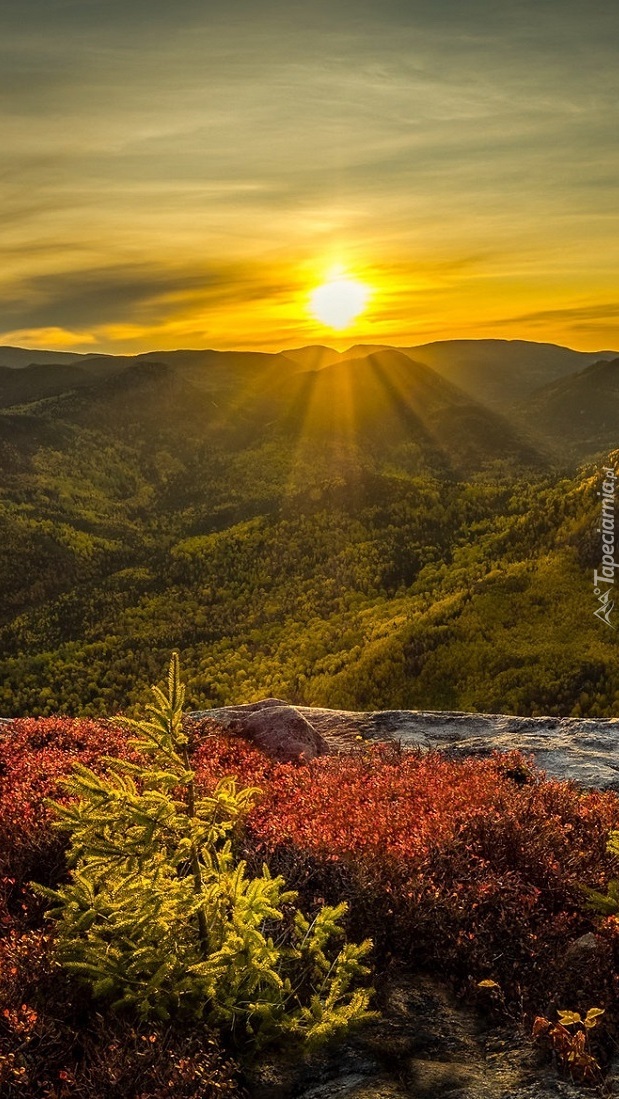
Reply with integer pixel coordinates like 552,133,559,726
593,465,617,629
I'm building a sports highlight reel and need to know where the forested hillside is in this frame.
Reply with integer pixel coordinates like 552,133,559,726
0,342,617,717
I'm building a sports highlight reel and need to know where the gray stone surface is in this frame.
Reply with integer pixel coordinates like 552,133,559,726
291,706,619,790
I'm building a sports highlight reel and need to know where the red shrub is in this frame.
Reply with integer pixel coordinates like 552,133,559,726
0,931,245,1099
234,744,619,1011
0,718,139,924
188,734,619,1011
3,718,619,1022
0,717,135,842
189,720,276,789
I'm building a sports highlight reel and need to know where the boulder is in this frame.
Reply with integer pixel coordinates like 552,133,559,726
189,701,329,763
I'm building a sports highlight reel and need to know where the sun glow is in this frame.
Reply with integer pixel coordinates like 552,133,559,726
309,269,371,330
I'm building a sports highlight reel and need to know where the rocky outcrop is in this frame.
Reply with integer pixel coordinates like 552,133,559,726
188,702,619,789
4,703,619,786
247,973,586,1099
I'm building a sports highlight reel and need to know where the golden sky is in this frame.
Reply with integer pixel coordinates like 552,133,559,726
2,0,619,354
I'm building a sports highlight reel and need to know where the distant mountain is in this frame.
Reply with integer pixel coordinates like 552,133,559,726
272,348,543,472
0,364,90,408
3,337,616,400
277,346,343,370
0,346,89,368
136,348,297,374
146,349,306,406
521,357,619,458
22,360,225,450
0,359,131,407
398,339,618,408
0,349,302,430
2,338,618,465
0,347,543,477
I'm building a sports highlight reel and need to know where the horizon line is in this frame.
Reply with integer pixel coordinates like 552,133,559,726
3,336,619,360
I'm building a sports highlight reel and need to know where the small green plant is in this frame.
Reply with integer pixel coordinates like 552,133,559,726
34,653,374,1051
532,1008,604,1084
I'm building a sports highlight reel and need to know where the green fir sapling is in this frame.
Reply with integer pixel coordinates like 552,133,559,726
34,653,375,1051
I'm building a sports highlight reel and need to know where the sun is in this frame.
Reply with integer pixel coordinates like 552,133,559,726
309,271,371,330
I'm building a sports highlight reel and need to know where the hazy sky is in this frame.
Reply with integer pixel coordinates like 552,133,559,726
2,0,619,352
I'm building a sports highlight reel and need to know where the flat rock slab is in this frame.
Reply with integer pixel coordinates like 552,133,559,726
295,705,619,790
188,703,619,789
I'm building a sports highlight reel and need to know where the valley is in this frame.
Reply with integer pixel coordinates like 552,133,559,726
0,338,617,718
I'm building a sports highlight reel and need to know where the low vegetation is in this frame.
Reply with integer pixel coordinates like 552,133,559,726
3,661,619,1093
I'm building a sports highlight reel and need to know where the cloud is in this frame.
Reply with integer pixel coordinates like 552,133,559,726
489,303,619,327
0,260,295,334
0,326,97,350
0,265,201,330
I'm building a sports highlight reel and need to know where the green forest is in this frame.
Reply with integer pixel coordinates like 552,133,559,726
0,346,617,718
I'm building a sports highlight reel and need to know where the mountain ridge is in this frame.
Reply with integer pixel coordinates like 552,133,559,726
2,338,616,424
519,355,619,457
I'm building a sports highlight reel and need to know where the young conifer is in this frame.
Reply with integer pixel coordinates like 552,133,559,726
34,653,374,1050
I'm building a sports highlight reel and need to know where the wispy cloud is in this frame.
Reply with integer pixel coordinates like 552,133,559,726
0,260,294,329
494,303,619,326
